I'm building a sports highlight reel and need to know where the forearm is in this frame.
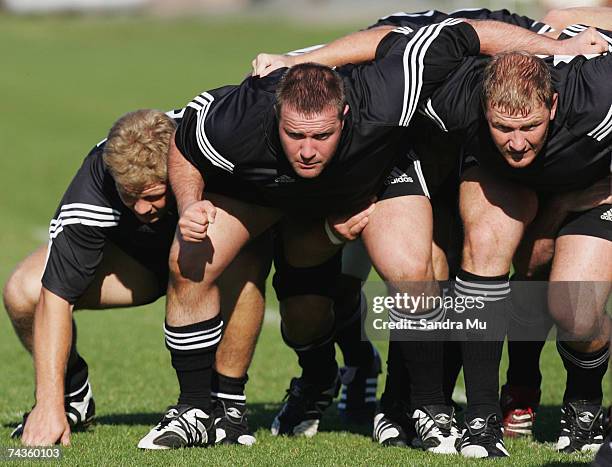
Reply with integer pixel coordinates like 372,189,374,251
168,134,204,215
287,26,395,67
32,289,72,410
466,19,572,55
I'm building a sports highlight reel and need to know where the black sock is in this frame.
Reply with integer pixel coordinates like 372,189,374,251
443,341,462,405
380,341,411,412
212,370,247,407
505,272,552,389
164,315,223,412
64,319,89,397
557,341,609,404
440,281,463,405
506,341,546,389
335,291,375,369
388,303,446,410
453,269,510,420
283,326,338,387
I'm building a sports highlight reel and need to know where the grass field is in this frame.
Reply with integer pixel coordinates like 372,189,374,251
0,13,608,466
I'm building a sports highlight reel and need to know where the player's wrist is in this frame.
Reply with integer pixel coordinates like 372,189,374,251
33,394,65,412
178,197,201,216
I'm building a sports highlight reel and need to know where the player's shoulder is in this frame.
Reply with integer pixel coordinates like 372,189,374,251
549,52,612,142
177,74,279,171
185,75,277,140
449,8,549,33
418,55,485,132
58,141,121,214
370,9,448,31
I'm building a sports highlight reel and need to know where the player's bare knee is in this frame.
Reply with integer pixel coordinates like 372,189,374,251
168,241,221,291
463,226,511,272
549,300,601,341
2,268,38,322
380,252,433,283
556,317,600,342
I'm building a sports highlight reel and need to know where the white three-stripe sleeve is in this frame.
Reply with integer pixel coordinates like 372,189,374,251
42,202,120,303
376,19,478,128
182,92,235,174
588,104,612,142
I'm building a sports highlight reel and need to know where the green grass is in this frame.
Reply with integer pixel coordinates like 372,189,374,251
0,13,607,466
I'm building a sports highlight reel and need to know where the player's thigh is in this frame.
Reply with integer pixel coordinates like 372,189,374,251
3,244,48,315
169,193,281,284
551,235,612,282
362,194,434,282
548,234,612,333
460,166,537,273
75,241,164,310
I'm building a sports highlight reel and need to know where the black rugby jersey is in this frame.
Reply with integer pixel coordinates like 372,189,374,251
418,28,612,193
371,8,552,35
42,110,182,304
175,20,481,216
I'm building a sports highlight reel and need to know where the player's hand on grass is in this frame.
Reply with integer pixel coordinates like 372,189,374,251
327,199,376,242
21,404,70,447
562,27,609,55
178,200,217,242
252,53,295,77
555,175,611,213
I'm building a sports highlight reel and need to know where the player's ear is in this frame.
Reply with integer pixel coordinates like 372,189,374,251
341,104,349,128
549,93,559,120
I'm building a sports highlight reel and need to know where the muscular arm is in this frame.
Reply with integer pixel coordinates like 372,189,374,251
168,133,204,215
253,19,607,77
21,288,72,446
168,130,217,242
252,26,395,76
463,19,605,55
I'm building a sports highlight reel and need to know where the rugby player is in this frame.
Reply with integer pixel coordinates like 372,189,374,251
421,43,611,456
252,14,610,459
3,109,272,447
136,19,606,453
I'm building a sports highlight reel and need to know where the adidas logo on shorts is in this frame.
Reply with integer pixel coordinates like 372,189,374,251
600,208,612,222
384,168,413,186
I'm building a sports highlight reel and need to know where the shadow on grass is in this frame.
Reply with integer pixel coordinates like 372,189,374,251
541,462,590,466
1,402,569,444
87,403,372,437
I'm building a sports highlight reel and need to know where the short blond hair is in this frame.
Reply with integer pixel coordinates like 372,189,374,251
482,52,555,116
102,109,176,191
